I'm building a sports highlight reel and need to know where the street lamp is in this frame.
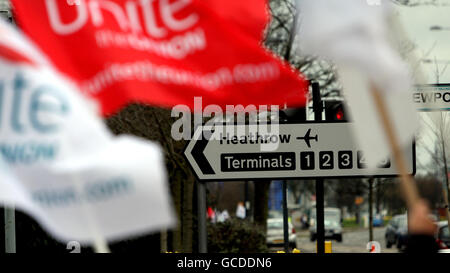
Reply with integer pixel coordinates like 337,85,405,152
430,25,450,31
421,59,450,64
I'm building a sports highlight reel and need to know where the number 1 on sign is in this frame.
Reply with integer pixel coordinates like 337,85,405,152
300,152,315,170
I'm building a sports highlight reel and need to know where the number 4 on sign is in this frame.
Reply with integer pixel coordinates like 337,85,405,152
358,151,391,169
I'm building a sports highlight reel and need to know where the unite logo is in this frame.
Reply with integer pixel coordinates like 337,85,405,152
45,0,199,37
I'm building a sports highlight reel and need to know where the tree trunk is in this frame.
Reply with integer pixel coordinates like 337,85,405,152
171,170,183,252
182,176,194,253
375,180,381,214
253,180,271,232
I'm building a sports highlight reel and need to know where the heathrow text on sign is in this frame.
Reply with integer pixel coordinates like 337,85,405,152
413,84,450,111
184,122,415,181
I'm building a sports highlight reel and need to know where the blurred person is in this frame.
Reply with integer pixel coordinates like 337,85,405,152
207,207,216,223
301,214,309,229
221,210,230,222
217,210,230,223
236,202,246,219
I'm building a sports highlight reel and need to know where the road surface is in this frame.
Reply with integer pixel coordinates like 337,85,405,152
270,227,399,253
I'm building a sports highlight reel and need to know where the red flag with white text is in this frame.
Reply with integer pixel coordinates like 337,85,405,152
11,0,308,116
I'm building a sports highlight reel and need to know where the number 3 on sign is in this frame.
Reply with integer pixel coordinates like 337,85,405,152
338,151,353,169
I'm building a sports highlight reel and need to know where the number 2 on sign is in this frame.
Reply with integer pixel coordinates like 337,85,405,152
319,151,333,169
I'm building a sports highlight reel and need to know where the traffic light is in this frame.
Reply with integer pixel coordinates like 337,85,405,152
324,100,348,122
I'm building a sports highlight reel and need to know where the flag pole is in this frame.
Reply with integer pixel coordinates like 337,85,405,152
71,176,110,253
370,85,420,208
93,235,110,253
4,206,16,253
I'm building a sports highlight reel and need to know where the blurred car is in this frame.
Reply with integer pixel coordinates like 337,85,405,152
373,214,383,227
385,214,405,248
268,210,283,219
266,218,296,248
436,221,450,250
395,215,409,250
309,208,342,242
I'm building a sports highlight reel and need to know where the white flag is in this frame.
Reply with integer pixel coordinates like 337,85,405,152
295,0,418,168
0,20,175,244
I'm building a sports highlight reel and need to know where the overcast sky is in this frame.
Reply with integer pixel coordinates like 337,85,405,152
396,2,450,83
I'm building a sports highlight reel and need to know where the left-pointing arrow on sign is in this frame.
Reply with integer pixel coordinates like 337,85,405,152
191,131,215,175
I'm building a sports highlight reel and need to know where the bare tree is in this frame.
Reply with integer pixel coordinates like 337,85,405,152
265,0,341,98
419,112,450,226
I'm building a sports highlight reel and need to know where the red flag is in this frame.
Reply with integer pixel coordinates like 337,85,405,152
0,44,36,66
11,0,308,116
206,0,269,42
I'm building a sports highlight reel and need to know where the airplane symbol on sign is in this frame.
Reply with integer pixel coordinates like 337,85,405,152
296,128,318,148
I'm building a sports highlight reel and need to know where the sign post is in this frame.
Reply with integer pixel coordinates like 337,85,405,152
197,180,208,253
282,180,289,252
312,82,325,254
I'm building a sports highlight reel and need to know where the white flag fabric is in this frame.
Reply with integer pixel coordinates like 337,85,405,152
0,19,175,244
295,0,419,168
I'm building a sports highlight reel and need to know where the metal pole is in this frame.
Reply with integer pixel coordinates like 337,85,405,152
281,2,299,252
368,178,374,242
244,181,249,219
4,206,16,253
312,82,325,254
315,180,325,254
282,180,290,252
197,181,207,253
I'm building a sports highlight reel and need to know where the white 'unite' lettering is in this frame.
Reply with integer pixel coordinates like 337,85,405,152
45,0,199,37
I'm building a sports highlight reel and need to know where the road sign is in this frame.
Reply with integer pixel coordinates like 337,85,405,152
184,122,415,181
413,84,450,111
